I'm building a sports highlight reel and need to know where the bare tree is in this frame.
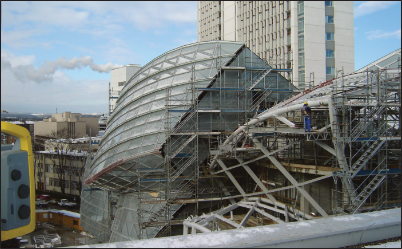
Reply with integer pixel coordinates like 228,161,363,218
36,128,88,195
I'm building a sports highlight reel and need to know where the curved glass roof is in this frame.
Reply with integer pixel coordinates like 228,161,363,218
85,41,245,184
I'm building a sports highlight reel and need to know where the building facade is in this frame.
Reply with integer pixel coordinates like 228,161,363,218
34,150,87,195
197,1,354,89
109,64,142,115
34,112,99,139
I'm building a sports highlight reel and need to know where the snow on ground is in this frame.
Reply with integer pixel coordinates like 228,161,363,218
364,240,401,248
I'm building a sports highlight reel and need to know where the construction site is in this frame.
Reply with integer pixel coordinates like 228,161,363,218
79,41,401,243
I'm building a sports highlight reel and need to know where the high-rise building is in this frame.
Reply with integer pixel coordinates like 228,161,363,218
109,64,141,114
197,1,354,89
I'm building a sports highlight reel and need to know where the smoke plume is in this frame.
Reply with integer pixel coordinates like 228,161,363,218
1,55,121,83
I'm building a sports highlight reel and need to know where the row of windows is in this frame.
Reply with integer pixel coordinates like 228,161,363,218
48,178,79,189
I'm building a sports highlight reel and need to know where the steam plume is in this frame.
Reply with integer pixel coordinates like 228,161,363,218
1,55,121,83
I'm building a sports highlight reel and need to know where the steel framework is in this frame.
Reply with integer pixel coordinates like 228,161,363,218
80,42,400,241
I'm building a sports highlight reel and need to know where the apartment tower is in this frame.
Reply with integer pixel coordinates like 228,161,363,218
197,1,354,89
109,64,141,115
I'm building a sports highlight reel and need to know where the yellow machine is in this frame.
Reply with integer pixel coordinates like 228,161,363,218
1,122,35,241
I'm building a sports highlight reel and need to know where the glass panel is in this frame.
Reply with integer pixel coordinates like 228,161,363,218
298,18,304,33
326,32,334,41
325,15,334,24
326,49,335,58
326,67,335,75
325,1,333,7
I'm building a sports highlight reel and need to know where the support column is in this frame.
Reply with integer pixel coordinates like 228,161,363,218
252,137,328,217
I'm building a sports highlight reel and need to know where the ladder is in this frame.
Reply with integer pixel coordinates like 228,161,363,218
170,157,197,182
248,90,273,113
351,105,386,139
170,135,197,159
348,174,386,214
248,69,273,90
349,140,386,178
171,111,196,134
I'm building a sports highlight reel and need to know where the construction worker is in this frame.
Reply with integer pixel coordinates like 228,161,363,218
302,102,311,132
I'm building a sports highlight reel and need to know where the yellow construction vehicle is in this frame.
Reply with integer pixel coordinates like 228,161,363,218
1,122,35,242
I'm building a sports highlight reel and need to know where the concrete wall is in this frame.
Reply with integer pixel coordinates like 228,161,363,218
222,1,236,41
333,1,354,75
80,117,99,137
304,1,326,85
34,122,59,137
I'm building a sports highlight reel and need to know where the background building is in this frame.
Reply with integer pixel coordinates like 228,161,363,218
34,135,99,195
109,64,142,115
34,111,99,139
197,1,354,89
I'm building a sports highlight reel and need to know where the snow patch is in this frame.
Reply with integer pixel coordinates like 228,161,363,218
333,216,363,221
286,222,311,228
365,240,401,248
365,212,384,217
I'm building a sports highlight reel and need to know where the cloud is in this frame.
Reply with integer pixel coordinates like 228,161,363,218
354,1,399,18
2,2,197,30
1,51,122,83
366,29,401,40
1,68,108,113
2,2,90,28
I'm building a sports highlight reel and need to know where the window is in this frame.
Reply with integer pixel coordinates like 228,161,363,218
325,15,334,24
118,81,125,86
298,35,304,50
45,164,52,173
49,178,53,186
54,178,60,187
299,71,305,83
297,1,304,15
298,18,304,33
326,49,335,58
63,180,70,189
326,67,335,75
298,53,305,67
326,32,334,40
325,1,333,7
73,220,78,226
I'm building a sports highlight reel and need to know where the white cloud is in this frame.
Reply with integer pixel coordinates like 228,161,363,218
366,29,401,40
354,1,399,18
2,2,90,28
1,68,109,113
1,49,36,66
1,50,121,83
2,2,196,30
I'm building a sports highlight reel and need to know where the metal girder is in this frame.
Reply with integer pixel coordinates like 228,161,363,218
251,137,329,218
197,203,240,226
237,158,277,203
214,214,241,228
274,115,296,128
314,141,336,156
212,142,298,175
216,159,247,198
239,201,257,227
214,178,236,205
253,206,285,224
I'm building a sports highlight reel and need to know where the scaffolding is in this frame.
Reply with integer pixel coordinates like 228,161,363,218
80,42,400,241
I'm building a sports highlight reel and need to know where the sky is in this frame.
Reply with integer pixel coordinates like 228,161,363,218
1,1,401,114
